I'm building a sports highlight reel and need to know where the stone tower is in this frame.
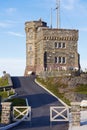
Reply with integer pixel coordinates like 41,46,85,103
24,19,47,75
24,19,80,76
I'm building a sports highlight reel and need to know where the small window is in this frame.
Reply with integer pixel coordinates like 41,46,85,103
55,57,57,63
55,57,66,64
28,45,32,51
55,42,57,48
62,57,66,63
62,43,65,48
59,57,61,63
58,43,61,48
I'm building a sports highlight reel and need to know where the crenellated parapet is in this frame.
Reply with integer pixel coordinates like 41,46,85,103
43,36,78,41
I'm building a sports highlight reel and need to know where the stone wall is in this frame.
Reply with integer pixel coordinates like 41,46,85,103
61,74,87,88
36,28,79,74
71,102,81,126
60,74,87,102
1,102,12,124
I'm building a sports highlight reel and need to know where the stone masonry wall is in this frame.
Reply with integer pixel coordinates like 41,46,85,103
71,102,81,126
1,102,12,124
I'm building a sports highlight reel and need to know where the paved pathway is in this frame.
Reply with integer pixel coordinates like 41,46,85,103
10,76,69,130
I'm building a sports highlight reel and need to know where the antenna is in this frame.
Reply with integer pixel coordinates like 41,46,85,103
50,8,52,28
56,0,60,28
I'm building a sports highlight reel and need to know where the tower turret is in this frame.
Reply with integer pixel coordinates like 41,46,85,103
24,19,47,75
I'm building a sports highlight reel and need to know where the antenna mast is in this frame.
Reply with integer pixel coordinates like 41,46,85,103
50,8,52,28
56,0,60,28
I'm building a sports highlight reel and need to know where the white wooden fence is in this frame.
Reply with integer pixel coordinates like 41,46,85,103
50,106,69,122
13,106,31,121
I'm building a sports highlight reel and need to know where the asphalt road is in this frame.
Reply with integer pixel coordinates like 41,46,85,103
10,76,69,130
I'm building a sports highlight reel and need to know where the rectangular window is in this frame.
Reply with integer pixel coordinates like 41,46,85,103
58,43,61,48
62,43,65,48
55,42,66,49
59,57,61,63
55,57,57,63
55,57,66,64
62,57,66,63
55,42,57,48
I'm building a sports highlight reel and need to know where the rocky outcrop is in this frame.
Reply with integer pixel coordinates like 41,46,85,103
64,92,87,102
60,74,87,88
55,74,87,102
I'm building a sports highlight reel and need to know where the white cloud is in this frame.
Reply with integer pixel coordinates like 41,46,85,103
7,31,25,37
6,8,17,15
0,22,10,28
62,0,76,10
62,0,87,14
5,20,23,24
0,58,25,76
0,20,16,28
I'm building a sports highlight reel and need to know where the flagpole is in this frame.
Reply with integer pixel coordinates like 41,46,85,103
56,0,60,29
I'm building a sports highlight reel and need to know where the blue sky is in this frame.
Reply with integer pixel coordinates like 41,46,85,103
0,0,87,76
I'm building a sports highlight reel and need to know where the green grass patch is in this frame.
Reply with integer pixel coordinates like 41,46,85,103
6,98,26,106
13,107,27,119
36,77,70,105
0,77,9,87
75,84,87,94
0,91,8,99
0,90,15,100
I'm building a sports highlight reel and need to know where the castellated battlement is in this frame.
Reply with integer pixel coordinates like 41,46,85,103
36,28,78,42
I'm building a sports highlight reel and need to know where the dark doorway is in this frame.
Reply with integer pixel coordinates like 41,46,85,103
44,51,47,71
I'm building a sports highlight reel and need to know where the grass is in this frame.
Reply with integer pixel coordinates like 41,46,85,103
0,90,15,100
0,91,8,99
0,77,9,87
75,84,87,94
6,98,26,106
13,107,27,119
37,77,87,106
36,77,70,105
7,98,27,120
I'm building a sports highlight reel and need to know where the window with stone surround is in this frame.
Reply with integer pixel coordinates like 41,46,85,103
62,57,66,63
55,57,66,64
28,44,32,51
55,42,66,48
62,43,66,48
55,57,57,63
55,42,57,48
58,42,61,48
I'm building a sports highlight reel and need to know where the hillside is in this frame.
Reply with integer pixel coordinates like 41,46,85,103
37,74,87,105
